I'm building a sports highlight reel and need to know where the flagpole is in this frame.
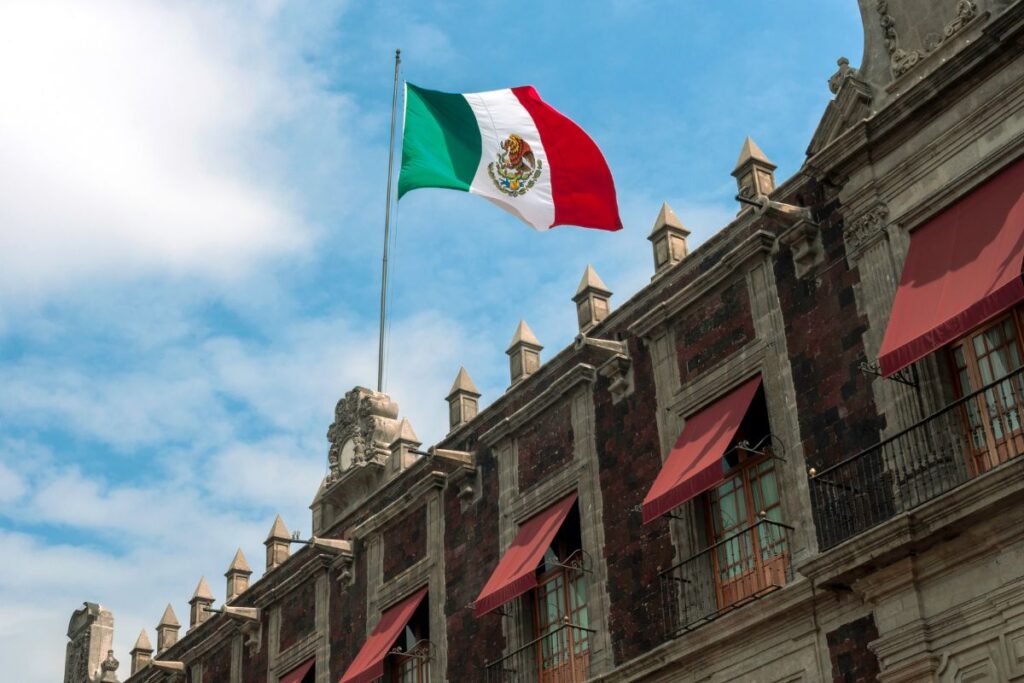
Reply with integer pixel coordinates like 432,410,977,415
377,48,401,393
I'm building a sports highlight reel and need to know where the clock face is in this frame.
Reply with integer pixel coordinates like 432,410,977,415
339,439,356,470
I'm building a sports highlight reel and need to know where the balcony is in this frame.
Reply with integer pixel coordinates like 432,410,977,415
810,365,1024,550
484,621,596,683
659,518,794,637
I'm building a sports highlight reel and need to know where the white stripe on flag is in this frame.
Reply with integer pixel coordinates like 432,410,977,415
464,89,555,231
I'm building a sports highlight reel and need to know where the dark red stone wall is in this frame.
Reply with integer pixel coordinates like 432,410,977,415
774,191,885,471
593,335,678,663
674,279,756,382
827,615,881,683
383,505,427,582
517,398,574,492
278,579,317,652
202,641,232,683
442,443,505,682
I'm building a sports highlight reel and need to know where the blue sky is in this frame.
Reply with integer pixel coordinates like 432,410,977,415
0,1,862,679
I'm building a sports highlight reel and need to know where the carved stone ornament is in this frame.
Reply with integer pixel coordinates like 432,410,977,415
846,203,890,256
876,0,979,78
99,651,120,683
945,0,978,37
326,387,400,482
828,57,858,95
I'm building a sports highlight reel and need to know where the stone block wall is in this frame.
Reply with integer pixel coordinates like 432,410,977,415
826,615,881,683
441,444,505,681
278,580,316,653
673,279,755,382
201,642,232,683
774,187,885,472
592,336,676,663
517,398,574,493
382,505,427,582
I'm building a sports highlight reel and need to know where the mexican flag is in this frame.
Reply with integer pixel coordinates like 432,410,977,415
398,83,622,232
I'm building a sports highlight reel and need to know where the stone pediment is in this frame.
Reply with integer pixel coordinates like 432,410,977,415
807,58,875,157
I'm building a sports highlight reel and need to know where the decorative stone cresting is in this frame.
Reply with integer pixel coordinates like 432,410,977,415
877,0,979,78
326,386,401,481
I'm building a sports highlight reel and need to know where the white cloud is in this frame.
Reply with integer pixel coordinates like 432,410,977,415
0,0,314,297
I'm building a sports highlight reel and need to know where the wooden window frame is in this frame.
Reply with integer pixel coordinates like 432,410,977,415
703,449,788,610
530,515,590,683
946,309,1024,475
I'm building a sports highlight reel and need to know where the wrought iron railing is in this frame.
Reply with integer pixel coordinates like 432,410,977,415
484,621,596,683
659,518,794,637
810,365,1024,550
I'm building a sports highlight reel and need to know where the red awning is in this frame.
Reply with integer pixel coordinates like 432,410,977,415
473,492,577,617
281,658,314,683
642,376,762,523
340,587,428,683
879,157,1024,376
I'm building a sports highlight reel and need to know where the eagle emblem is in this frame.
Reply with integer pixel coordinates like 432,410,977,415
488,134,543,197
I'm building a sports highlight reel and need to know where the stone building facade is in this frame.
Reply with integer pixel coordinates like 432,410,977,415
65,1,1024,681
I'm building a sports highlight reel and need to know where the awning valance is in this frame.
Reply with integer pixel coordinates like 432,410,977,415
878,157,1024,376
340,587,428,683
473,492,577,617
642,376,762,523
281,658,314,683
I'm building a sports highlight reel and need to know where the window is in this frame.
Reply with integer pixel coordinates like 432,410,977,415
531,505,589,683
387,599,430,683
949,311,1024,474
702,393,789,609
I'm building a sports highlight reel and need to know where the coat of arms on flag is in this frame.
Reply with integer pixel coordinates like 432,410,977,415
398,83,622,232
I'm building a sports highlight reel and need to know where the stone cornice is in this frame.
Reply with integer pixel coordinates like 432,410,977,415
478,363,596,447
629,230,776,338
587,578,817,682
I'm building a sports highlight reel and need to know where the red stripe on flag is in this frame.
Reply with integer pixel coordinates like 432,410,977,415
512,86,622,231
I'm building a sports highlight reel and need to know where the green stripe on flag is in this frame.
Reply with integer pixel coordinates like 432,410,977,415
398,83,482,199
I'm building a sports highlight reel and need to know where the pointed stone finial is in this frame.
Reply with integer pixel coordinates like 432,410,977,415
225,548,252,602
447,367,481,431
573,265,613,332
648,202,691,277
130,629,154,675
388,418,422,476
156,604,180,653
506,321,543,386
265,514,291,571
735,136,772,168
732,136,777,205
397,418,419,444
188,577,215,630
